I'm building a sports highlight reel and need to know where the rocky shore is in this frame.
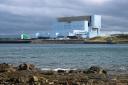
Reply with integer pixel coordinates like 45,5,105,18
0,63,128,85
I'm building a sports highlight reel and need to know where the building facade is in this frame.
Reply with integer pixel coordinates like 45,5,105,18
55,15,101,38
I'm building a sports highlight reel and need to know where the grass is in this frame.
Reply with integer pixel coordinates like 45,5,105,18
87,34,128,43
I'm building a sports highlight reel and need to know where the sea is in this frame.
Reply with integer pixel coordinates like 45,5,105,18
0,44,128,73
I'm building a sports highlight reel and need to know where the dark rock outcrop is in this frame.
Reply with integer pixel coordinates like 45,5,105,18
86,66,107,75
18,63,35,71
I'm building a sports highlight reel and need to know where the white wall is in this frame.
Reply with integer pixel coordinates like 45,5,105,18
84,21,89,32
71,21,85,30
88,15,101,38
91,15,101,29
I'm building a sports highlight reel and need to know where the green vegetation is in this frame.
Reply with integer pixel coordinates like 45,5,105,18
87,34,128,44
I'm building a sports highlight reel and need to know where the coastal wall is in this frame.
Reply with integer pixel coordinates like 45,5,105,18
31,39,85,44
0,37,127,44
0,40,31,43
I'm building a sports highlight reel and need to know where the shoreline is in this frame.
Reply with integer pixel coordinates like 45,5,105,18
0,34,128,44
0,39,128,44
0,63,128,85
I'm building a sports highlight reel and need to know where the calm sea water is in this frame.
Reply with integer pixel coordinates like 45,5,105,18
0,44,128,72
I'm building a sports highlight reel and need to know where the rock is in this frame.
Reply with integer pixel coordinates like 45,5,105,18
57,70,65,73
33,76,39,82
68,70,75,73
29,76,41,85
87,79,106,85
2,63,128,85
0,63,15,73
29,76,39,82
18,76,27,83
8,77,19,83
86,66,107,75
41,71,54,75
49,82,54,85
18,63,35,71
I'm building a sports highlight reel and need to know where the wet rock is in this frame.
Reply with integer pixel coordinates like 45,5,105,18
18,63,35,71
57,70,66,73
68,70,75,73
86,66,107,75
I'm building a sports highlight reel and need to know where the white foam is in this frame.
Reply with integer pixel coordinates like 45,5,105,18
41,68,52,71
41,68,77,71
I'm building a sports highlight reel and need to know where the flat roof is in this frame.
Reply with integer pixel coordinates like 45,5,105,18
57,16,91,22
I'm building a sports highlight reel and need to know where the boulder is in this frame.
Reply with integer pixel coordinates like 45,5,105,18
57,70,65,73
18,63,35,71
86,66,107,75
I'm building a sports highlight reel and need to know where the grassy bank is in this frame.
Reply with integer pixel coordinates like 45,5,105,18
87,34,128,44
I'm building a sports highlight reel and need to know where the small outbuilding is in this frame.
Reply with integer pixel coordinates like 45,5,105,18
21,34,31,39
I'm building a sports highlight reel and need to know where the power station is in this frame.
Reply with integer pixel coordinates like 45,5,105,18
55,15,101,38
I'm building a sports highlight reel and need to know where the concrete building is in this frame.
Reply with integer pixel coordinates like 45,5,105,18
55,15,101,38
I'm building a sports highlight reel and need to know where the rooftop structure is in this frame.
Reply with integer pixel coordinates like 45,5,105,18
58,16,91,23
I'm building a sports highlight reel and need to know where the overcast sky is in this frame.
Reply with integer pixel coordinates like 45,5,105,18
0,0,128,34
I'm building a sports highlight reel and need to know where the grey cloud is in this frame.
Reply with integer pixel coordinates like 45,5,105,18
0,0,128,34
0,12,52,34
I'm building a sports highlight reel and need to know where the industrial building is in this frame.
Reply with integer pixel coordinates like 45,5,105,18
35,32,50,39
54,15,101,38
